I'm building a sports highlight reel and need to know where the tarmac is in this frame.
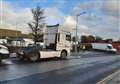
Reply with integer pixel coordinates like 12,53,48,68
97,70,120,84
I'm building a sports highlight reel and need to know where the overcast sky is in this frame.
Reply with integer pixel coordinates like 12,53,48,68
0,0,120,40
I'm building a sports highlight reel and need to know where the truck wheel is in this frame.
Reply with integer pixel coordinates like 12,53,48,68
60,51,67,59
19,57,24,61
17,55,24,61
29,53,40,62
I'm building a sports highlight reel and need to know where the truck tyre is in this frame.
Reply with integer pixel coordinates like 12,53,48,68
60,51,67,59
19,57,24,61
29,53,40,62
17,55,24,61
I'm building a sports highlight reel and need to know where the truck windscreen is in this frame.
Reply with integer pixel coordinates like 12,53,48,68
66,35,71,41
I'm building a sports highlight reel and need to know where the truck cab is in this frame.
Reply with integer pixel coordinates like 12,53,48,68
43,24,71,59
56,30,71,56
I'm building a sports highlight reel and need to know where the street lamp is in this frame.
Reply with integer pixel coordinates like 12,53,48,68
75,11,87,54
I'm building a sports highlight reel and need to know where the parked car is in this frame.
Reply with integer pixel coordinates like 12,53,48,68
16,44,42,62
0,44,9,63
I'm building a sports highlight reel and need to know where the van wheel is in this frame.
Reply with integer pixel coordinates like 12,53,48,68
29,53,40,62
60,51,67,59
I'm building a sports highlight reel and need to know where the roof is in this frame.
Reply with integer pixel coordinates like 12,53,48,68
47,24,59,27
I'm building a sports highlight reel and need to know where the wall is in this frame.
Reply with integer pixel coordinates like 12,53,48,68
112,42,120,52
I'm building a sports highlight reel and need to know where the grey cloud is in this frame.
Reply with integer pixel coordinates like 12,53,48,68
101,0,120,17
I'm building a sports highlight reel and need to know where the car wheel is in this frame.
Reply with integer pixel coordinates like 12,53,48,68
60,51,67,59
29,53,40,62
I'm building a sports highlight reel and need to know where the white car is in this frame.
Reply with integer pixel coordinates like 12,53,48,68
0,44,9,62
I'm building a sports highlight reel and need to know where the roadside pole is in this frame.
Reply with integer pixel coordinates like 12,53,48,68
75,12,87,55
75,15,78,55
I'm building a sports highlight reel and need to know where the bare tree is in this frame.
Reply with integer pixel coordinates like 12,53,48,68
28,6,45,44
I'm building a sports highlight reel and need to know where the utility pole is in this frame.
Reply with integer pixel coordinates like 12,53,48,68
75,11,87,55
75,15,78,54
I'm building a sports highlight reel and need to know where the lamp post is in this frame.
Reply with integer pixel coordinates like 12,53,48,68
75,11,87,54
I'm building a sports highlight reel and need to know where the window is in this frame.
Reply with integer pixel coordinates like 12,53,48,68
66,34,71,41
107,46,112,49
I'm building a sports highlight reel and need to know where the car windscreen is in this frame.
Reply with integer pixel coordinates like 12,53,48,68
66,34,71,41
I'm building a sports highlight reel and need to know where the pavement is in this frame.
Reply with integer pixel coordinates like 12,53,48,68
0,51,120,84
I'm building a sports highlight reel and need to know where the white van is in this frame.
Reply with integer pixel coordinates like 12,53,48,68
0,44,9,62
92,43,117,53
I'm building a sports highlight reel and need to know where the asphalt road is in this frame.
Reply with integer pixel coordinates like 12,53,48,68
0,51,120,84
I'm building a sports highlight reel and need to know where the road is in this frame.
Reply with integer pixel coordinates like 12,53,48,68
0,51,120,84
